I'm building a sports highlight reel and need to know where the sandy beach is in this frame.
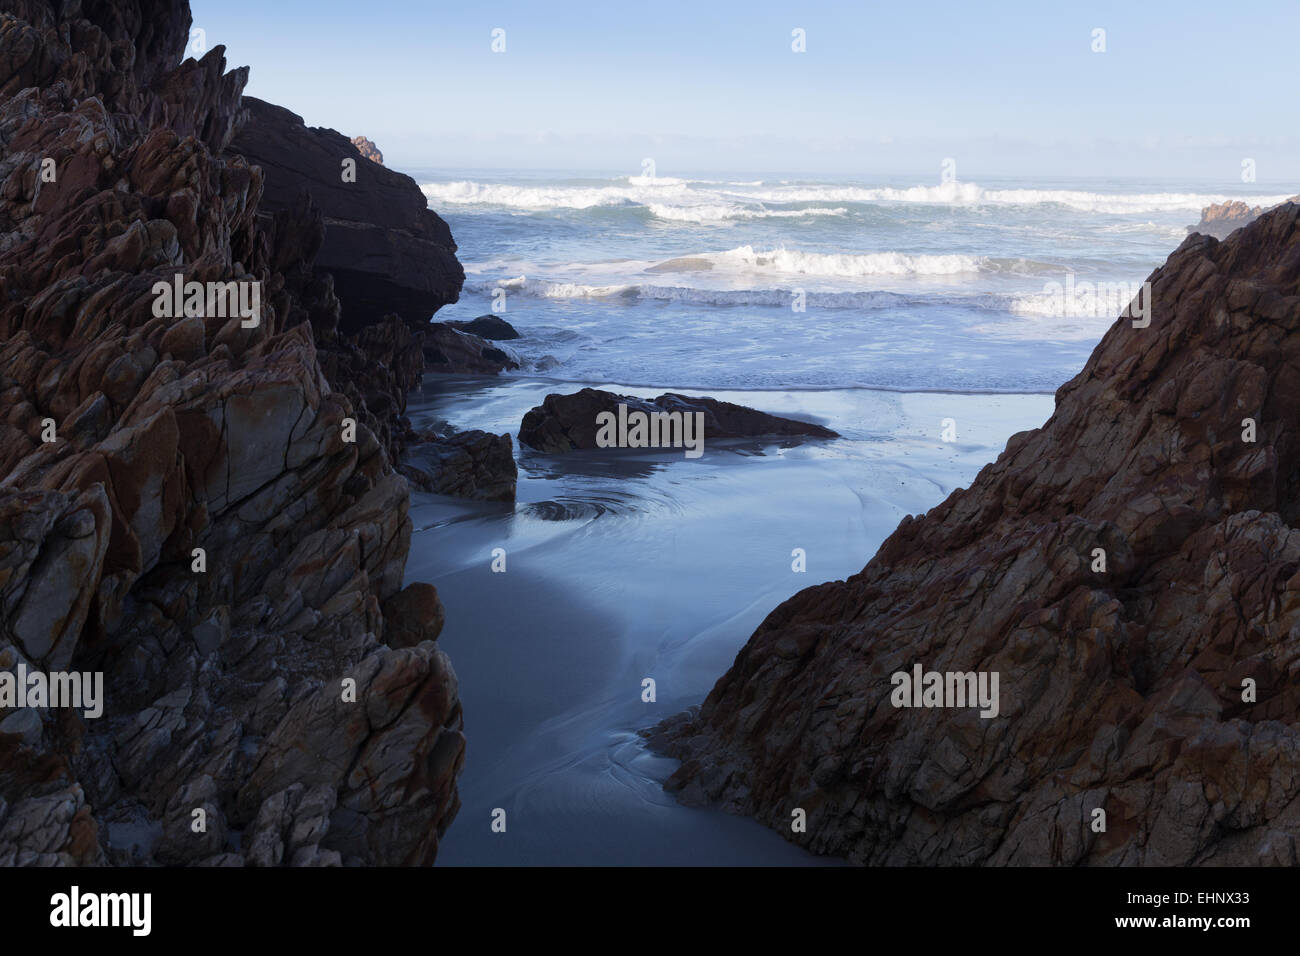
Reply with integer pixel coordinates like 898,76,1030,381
403,375,1054,864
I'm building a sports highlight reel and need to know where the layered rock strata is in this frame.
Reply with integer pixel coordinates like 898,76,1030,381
229,96,462,334
0,0,463,865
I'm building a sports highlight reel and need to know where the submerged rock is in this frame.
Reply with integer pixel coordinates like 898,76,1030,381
423,322,520,374
518,388,838,454
651,202,1300,866
400,429,518,502
446,314,521,340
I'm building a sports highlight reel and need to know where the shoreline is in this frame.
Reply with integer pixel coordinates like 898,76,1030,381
408,373,1054,864
465,370,1068,397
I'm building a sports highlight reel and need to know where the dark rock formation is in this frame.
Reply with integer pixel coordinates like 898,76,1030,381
518,388,838,454
0,0,462,866
424,321,519,374
229,96,463,333
447,314,520,340
350,135,383,166
1191,196,1299,239
318,314,426,463
649,202,1300,865
382,582,444,649
400,429,517,502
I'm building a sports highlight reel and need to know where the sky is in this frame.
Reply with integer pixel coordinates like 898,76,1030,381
190,0,1300,182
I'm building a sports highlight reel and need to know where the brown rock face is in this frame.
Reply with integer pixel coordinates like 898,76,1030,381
518,388,839,454
1191,196,1300,240
0,0,463,865
350,135,383,166
650,203,1300,866
382,583,445,649
229,97,463,333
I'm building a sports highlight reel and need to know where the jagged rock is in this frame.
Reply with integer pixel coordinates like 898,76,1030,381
518,387,838,453
1191,196,1300,239
423,322,519,374
155,775,225,863
650,202,1300,866
229,97,463,333
350,135,383,166
0,487,110,670
400,428,517,502
0,0,464,867
317,313,427,462
447,314,520,340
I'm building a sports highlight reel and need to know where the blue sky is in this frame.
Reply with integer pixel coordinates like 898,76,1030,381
191,0,1300,182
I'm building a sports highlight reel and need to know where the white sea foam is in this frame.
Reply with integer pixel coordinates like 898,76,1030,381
709,245,986,277
468,275,1117,317
426,171,1278,392
470,247,1057,281
420,180,689,209
423,176,1292,217
645,204,848,222
624,175,692,186
725,183,1294,214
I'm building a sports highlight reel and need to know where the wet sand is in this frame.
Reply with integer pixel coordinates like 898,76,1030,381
406,376,1054,865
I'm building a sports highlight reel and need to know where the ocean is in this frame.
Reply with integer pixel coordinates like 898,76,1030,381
415,170,1291,392
406,170,1285,865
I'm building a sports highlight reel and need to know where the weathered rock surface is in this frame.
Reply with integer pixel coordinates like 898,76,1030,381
0,0,463,866
650,202,1300,866
1191,196,1300,240
229,96,463,333
400,428,517,502
350,135,383,166
518,388,838,454
318,313,427,463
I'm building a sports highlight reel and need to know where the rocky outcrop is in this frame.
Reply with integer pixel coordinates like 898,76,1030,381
0,0,462,865
400,429,517,502
1191,196,1299,239
649,202,1300,866
446,314,520,340
229,96,463,333
518,388,838,453
318,314,426,463
350,135,383,166
424,321,519,374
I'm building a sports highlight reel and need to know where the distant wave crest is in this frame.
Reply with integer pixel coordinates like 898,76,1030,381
422,178,1293,217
